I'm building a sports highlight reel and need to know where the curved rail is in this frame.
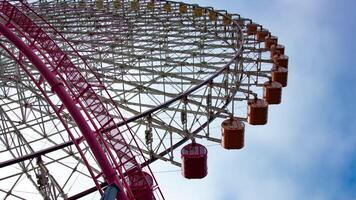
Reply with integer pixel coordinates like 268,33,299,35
28,0,248,173
0,22,130,199
0,0,281,199
0,0,163,199
107,1,245,130
26,1,248,198
28,0,245,131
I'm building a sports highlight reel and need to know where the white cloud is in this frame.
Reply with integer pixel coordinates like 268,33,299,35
153,0,356,200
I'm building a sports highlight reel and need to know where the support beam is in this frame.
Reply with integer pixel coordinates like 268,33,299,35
0,21,129,200
0,140,75,168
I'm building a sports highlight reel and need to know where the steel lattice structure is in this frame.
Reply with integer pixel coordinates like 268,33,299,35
0,0,289,199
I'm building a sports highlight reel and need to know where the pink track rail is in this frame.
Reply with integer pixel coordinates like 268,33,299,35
0,0,163,199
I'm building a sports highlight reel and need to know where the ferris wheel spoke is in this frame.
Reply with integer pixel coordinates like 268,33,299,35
0,107,67,199
0,98,99,172
0,63,106,199
0,188,27,200
0,0,290,199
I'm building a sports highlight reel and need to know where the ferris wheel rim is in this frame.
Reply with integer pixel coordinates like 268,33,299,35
0,0,286,199
28,0,248,162
28,0,246,127
0,1,167,198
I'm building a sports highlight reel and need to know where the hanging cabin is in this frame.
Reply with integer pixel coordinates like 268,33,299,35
221,117,245,150
248,99,268,125
181,142,208,179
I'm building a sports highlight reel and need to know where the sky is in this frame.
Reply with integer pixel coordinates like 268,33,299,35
151,0,356,199
1,0,355,199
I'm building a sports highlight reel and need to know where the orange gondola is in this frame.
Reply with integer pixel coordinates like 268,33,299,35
273,54,289,68
265,35,278,49
248,99,268,125
247,23,258,35
263,81,283,104
221,117,245,149
270,44,285,58
271,66,288,87
257,28,269,42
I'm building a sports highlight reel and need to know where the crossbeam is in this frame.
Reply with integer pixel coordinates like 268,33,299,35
0,140,76,168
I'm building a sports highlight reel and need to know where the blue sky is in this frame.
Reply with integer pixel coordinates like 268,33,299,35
152,0,356,199
1,0,355,199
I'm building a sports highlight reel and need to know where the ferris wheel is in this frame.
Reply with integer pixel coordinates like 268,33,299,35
0,0,289,199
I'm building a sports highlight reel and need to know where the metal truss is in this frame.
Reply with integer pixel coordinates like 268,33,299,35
0,0,280,199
